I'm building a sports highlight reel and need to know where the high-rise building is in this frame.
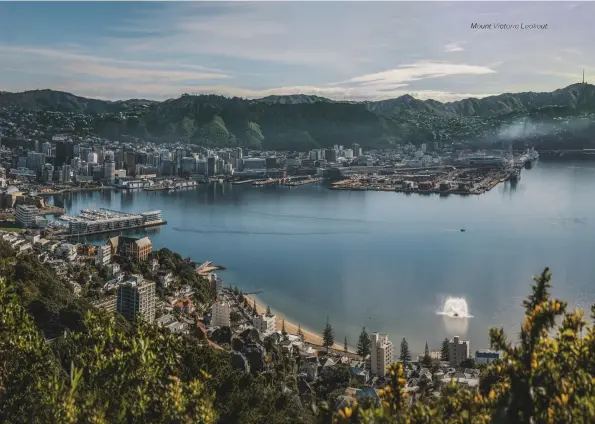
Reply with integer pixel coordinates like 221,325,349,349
370,333,394,376
125,151,136,176
62,165,72,183
26,152,45,174
0,167,6,188
448,336,470,366
207,157,216,176
55,141,74,166
197,159,207,175
117,278,156,322
235,147,243,160
211,300,231,327
181,157,197,175
325,149,338,162
352,143,362,157
42,164,54,183
104,159,115,182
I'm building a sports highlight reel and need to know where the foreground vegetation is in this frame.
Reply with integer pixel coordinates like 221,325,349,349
2,235,595,423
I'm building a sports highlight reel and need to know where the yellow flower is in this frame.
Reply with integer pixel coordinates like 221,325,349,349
344,407,352,418
560,393,569,404
489,390,496,400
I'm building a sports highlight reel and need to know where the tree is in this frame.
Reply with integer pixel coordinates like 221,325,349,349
266,305,272,316
422,342,432,367
243,298,249,309
252,300,258,317
322,317,335,352
0,277,217,423
441,338,450,362
460,358,476,369
400,338,411,362
356,327,371,362
297,324,304,339
282,318,287,336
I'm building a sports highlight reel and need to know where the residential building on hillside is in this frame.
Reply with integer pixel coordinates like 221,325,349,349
211,300,231,327
91,295,117,313
253,313,276,337
117,279,156,322
370,332,394,376
449,336,470,366
95,244,111,267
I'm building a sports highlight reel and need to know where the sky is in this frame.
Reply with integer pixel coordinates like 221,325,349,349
0,1,594,102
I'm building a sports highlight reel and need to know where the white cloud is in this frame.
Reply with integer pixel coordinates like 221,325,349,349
342,62,495,86
444,43,465,53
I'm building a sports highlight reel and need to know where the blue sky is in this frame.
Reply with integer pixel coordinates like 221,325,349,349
1,2,594,102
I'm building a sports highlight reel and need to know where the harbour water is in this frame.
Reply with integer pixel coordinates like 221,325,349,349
51,160,595,355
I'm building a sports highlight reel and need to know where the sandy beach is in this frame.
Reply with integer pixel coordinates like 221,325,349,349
243,294,350,352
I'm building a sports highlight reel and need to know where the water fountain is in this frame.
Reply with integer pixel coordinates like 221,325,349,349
437,297,473,318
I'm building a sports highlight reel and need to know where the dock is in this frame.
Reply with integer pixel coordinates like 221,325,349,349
284,177,324,186
252,179,282,186
232,179,256,185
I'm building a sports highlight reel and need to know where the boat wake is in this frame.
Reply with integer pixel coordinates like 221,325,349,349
436,297,473,318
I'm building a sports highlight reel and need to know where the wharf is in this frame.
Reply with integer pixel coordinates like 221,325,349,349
232,179,256,185
284,177,323,186
64,220,167,239
252,179,281,186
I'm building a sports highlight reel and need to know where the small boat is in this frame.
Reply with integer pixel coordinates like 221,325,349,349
460,229,466,232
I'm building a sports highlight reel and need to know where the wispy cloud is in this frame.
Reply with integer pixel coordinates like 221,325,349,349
444,43,465,53
342,62,495,86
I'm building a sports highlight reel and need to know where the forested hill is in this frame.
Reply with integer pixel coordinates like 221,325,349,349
2,83,595,150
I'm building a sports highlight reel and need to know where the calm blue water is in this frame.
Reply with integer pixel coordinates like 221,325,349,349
52,160,595,355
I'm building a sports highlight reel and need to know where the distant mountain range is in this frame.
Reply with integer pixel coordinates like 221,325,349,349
2,84,595,150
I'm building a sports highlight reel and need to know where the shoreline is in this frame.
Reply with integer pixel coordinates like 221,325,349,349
243,293,353,353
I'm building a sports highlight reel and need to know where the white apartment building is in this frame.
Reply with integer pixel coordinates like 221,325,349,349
370,332,394,376
211,300,231,327
95,244,112,267
253,313,276,337
15,204,38,227
449,336,470,366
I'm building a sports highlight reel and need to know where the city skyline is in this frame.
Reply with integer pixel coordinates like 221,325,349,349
1,2,593,102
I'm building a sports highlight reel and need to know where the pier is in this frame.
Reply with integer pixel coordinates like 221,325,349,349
232,179,256,185
252,178,282,186
283,177,323,186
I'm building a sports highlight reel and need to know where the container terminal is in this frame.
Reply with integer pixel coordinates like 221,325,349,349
59,208,166,236
328,152,536,196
